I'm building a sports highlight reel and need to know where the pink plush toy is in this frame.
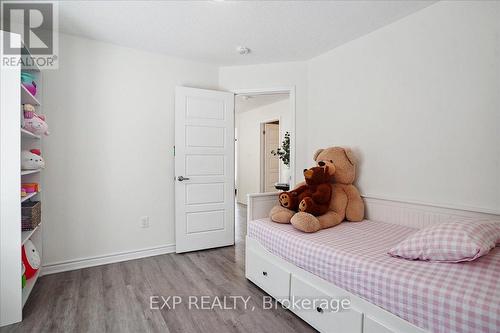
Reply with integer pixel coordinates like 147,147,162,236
22,104,49,136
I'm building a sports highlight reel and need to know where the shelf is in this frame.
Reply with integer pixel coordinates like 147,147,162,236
21,128,41,140
21,169,42,176
21,224,41,246
22,270,40,307
21,84,41,106
21,191,39,203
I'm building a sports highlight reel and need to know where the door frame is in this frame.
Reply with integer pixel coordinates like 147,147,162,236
233,86,296,188
260,118,280,192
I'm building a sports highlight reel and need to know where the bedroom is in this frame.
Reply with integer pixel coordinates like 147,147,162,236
0,1,499,332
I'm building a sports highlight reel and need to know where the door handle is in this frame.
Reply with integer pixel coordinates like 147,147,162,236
177,176,190,181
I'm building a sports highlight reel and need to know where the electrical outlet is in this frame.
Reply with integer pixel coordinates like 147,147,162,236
140,216,150,228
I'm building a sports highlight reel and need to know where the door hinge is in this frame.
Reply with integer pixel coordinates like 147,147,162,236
173,145,175,156
263,130,266,135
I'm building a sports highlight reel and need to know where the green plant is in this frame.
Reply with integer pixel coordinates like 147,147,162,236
271,131,290,167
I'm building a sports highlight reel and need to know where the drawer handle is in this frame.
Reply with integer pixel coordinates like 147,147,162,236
262,271,268,277
316,307,324,314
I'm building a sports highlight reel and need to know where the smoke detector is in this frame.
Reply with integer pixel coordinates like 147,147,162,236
236,46,251,55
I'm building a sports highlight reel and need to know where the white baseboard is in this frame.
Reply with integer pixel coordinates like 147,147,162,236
41,244,176,276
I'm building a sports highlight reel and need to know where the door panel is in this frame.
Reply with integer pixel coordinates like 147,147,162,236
175,87,235,253
185,155,225,176
186,183,225,205
186,97,225,120
186,126,225,147
186,210,225,234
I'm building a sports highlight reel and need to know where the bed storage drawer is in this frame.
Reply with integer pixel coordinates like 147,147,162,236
246,248,290,300
290,275,363,333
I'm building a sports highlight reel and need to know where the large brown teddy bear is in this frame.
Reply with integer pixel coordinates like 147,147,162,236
279,166,332,216
270,147,365,232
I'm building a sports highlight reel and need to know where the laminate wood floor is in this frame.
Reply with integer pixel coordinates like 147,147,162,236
2,203,316,333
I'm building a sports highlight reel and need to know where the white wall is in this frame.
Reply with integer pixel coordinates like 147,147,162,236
235,99,290,204
42,34,218,265
307,1,500,212
219,62,309,186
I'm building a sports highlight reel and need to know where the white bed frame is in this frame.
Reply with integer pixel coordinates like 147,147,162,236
246,192,498,333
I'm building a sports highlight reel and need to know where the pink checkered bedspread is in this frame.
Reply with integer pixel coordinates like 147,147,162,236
247,218,500,333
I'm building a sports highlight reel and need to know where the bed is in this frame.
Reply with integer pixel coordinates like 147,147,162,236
245,193,500,333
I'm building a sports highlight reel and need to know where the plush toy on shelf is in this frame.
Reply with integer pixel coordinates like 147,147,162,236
21,240,40,279
21,149,45,170
21,187,27,197
21,72,37,96
23,103,35,118
278,166,333,216
22,104,49,136
22,183,40,193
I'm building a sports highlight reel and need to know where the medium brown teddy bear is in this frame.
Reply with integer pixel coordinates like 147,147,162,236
270,146,365,232
278,166,333,216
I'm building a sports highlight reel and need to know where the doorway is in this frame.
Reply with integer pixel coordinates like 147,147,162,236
234,89,294,205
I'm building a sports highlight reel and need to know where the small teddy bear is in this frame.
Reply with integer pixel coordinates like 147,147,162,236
278,166,333,216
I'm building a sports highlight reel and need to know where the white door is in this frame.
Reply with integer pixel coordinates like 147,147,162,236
175,87,235,253
264,123,280,192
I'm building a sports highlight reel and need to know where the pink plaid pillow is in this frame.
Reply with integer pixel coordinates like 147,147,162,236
388,220,500,262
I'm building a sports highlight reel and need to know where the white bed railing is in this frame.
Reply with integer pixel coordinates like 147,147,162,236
248,192,499,229
247,192,280,222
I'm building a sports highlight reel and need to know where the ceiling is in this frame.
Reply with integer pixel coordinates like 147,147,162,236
235,93,289,114
57,1,435,66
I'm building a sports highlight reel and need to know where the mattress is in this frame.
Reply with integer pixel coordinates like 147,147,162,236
248,218,500,333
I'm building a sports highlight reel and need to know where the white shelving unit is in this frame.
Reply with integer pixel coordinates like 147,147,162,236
20,51,43,313
1,31,45,327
